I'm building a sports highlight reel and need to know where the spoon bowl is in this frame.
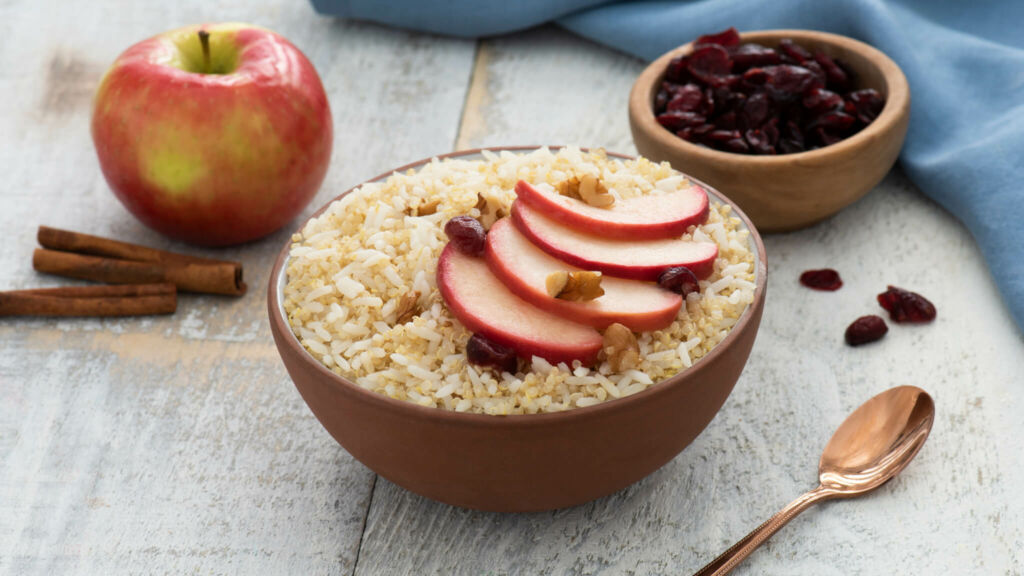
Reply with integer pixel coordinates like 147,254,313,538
819,385,935,496
694,385,935,576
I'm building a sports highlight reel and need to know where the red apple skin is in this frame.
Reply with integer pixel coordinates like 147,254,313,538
514,180,709,240
91,23,332,246
511,200,718,281
437,244,602,366
484,218,682,332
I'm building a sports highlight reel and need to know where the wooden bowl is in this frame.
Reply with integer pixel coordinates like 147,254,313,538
267,147,767,512
629,30,910,232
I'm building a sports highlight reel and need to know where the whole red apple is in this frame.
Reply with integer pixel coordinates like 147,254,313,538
91,23,332,246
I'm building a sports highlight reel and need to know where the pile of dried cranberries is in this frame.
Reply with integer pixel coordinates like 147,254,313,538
654,27,885,155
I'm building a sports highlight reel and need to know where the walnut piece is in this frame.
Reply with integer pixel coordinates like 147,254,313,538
603,322,639,372
578,174,614,207
417,199,440,216
556,176,582,200
403,199,440,217
395,290,421,324
546,270,604,301
474,193,507,229
556,174,613,208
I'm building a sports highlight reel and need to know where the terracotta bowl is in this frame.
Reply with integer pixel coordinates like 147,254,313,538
629,30,910,233
267,147,767,512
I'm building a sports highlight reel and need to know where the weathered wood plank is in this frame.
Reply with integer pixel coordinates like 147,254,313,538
454,26,643,153
0,1,475,574
352,27,1024,575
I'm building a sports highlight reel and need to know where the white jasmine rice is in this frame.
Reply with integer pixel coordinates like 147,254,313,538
283,147,756,415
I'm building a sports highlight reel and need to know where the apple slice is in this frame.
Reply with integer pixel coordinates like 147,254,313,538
485,218,682,332
437,244,603,366
511,200,718,281
514,179,709,240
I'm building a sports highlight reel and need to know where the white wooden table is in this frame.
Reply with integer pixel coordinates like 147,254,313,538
2,2,1022,574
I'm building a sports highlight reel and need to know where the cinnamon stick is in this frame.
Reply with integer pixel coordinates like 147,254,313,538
36,226,246,296
0,283,176,317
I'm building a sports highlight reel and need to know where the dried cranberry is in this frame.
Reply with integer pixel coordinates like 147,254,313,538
799,268,843,290
762,65,817,101
731,43,781,70
665,56,690,83
715,111,738,130
845,315,888,346
808,111,856,133
692,123,716,136
695,27,741,47
657,111,706,131
814,52,850,92
688,45,733,83
877,286,936,323
705,129,741,143
783,119,805,144
742,67,769,86
762,119,780,145
740,92,772,129
803,88,843,113
666,83,705,112
701,88,716,116
658,266,700,296
802,60,828,91
813,127,843,147
778,138,805,154
655,89,670,112
778,38,813,64
723,138,750,153
744,129,775,155
444,216,486,256
847,89,885,124
466,333,518,373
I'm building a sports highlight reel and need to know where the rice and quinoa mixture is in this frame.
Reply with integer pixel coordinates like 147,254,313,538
283,147,756,415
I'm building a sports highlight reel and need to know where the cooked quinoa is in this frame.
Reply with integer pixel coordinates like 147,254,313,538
283,147,757,415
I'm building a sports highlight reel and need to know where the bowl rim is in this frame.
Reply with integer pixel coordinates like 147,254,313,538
268,145,767,428
629,29,911,166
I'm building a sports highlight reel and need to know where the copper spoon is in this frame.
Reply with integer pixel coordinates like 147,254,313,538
694,385,935,576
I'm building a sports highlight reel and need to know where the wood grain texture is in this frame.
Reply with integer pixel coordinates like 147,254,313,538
0,0,475,574
353,28,1024,576
454,26,644,153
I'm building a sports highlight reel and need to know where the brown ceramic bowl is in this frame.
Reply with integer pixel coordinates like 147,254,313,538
268,147,767,512
629,30,910,232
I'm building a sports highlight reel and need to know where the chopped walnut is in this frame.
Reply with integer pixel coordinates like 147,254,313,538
578,174,614,208
474,192,507,229
395,290,421,324
556,176,583,200
603,323,639,372
403,199,440,217
474,193,488,212
546,270,604,301
556,174,613,208
417,199,440,216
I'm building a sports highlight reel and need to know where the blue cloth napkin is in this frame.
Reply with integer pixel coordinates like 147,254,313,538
311,0,1024,332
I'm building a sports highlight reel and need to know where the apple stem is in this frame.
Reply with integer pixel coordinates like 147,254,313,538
198,29,211,73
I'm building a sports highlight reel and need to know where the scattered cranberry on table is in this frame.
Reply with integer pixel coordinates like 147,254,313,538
845,315,888,346
445,216,487,256
799,268,843,291
877,285,937,323
655,27,886,155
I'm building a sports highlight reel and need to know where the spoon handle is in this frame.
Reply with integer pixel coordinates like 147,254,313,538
692,485,833,576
